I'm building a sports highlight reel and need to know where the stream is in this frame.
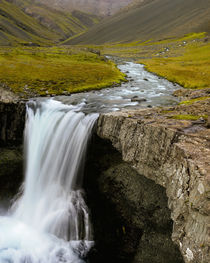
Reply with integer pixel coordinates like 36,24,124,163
55,61,179,112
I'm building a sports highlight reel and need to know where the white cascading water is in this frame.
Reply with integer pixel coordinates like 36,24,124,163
0,99,98,263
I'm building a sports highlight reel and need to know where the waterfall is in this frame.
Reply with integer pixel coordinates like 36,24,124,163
0,99,98,263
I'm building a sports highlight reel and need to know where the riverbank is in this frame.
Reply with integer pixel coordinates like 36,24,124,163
103,33,210,123
84,32,210,88
0,46,125,99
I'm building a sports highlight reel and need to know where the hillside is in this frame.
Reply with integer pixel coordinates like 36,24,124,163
0,0,99,45
66,0,210,44
33,0,133,16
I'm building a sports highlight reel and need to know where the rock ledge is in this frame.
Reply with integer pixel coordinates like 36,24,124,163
97,109,210,263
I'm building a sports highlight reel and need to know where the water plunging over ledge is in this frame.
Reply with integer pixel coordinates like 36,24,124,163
0,100,98,263
0,61,180,262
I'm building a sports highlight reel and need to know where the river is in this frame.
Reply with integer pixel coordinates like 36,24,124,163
56,61,179,113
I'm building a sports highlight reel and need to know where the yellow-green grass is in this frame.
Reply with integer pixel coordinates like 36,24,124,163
169,114,208,121
179,97,210,105
147,32,206,46
140,42,210,89
0,46,125,96
79,33,207,59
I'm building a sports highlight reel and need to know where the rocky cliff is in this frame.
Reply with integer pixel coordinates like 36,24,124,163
85,135,184,263
0,101,25,146
0,101,25,200
97,109,210,263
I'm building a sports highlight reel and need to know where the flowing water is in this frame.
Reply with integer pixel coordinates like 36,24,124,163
0,62,179,263
56,62,179,113
0,100,98,263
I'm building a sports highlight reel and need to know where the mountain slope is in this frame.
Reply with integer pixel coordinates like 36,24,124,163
66,0,210,44
0,0,99,45
33,0,133,16
22,4,99,41
0,0,57,45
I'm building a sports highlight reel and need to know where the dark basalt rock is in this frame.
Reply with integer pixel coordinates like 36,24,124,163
0,101,25,203
0,146,23,199
131,96,147,103
0,101,26,146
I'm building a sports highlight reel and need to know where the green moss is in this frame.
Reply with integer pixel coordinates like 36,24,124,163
179,97,210,105
160,110,174,114
170,114,208,120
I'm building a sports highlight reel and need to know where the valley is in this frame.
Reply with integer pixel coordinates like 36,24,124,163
0,0,209,263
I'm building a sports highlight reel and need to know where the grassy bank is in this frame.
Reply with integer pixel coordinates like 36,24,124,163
84,32,209,90
141,42,210,89
0,46,125,97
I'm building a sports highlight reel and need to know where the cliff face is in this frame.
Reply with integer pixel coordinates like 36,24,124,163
0,101,25,146
97,109,210,263
85,136,184,263
0,101,25,199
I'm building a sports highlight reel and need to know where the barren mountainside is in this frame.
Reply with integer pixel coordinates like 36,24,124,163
33,0,133,16
66,0,210,44
0,0,100,45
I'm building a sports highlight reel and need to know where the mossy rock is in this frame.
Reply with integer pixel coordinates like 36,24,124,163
179,96,210,105
170,114,208,121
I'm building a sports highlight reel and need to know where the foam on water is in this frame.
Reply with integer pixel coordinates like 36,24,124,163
55,61,179,112
0,99,98,263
